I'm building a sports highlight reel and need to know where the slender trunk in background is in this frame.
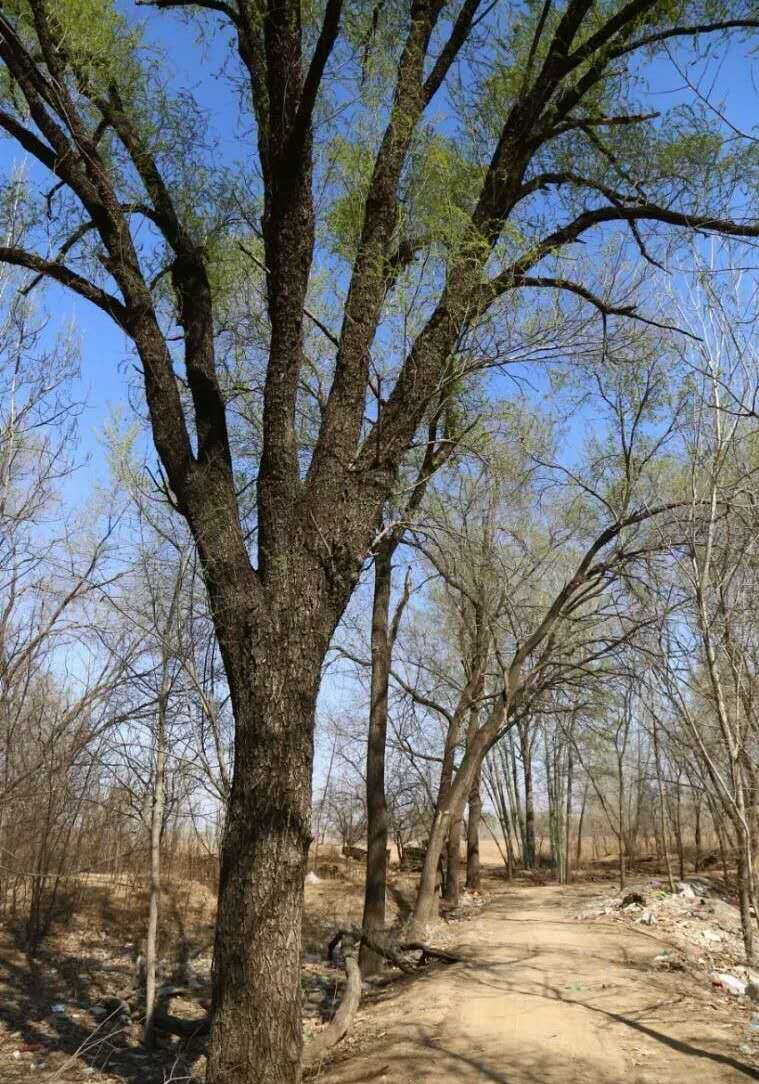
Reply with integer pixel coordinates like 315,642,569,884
544,734,559,877
519,720,536,868
575,780,588,867
484,755,514,879
617,753,626,892
673,775,685,880
144,687,167,1046
737,840,755,963
563,749,573,885
651,712,676,894
505,737,525,865
694,798,702,872
466,764,482,891
360,546,393,976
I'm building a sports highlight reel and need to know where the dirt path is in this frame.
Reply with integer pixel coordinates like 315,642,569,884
317,880,758,1084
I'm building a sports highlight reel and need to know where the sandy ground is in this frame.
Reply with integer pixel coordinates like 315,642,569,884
316,879,758,1084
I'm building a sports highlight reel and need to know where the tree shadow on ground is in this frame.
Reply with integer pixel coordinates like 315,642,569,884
0,925,200,1081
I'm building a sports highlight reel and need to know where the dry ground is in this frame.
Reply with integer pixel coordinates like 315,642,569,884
315,877,757,1084
0,850,753,1083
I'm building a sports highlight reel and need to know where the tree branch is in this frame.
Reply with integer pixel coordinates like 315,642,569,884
0,246,129,326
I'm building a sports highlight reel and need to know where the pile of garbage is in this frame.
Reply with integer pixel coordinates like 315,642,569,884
575,877,752,996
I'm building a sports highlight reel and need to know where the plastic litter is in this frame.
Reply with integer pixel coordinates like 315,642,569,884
711,972,747,996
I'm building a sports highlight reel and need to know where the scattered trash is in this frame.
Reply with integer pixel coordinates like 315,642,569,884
638,910,656,926
619,892,646,909
50,1003,67,1014
305,871,321,885
711,972,747,996
750,1013,759,1031
677,882,697,900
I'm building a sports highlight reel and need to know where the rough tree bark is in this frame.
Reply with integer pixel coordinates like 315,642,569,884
208,626,326,1084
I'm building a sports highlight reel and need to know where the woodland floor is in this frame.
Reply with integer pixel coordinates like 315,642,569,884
0,863,754,1083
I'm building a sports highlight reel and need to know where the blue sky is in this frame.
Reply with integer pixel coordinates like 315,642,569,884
39,9,755,501
1,6,758,790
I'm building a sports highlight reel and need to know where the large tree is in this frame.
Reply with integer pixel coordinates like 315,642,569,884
0,2,757,1080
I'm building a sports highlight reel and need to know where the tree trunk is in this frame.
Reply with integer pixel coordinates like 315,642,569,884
411,810,451,935
207,639,322,1084
444,804,463,903
519,720,536,868
576,780,588,866
410,723,497,936
360,546,392,976
466,765,482,891
563,749,573,885
651,711,676,894
617,753,626,891
144,693,167,1046
737,839,755,963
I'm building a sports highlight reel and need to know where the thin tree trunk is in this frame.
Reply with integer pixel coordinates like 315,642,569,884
576,780,588,866
144,693,167,1046
520,720,536,868
360,545,392,976
466,764,482,891
738,839,755,963
617,753,626,892
673,775,685,881
563,749,573,885
651,712,676,895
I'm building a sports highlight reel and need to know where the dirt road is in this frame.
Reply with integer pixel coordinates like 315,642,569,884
317,880,758,1084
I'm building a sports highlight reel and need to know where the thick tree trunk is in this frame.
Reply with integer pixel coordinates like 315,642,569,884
206,637,322,1084
466,765,482,891
360,546,392,976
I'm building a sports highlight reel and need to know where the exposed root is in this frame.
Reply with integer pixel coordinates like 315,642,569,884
303,931,362,1070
